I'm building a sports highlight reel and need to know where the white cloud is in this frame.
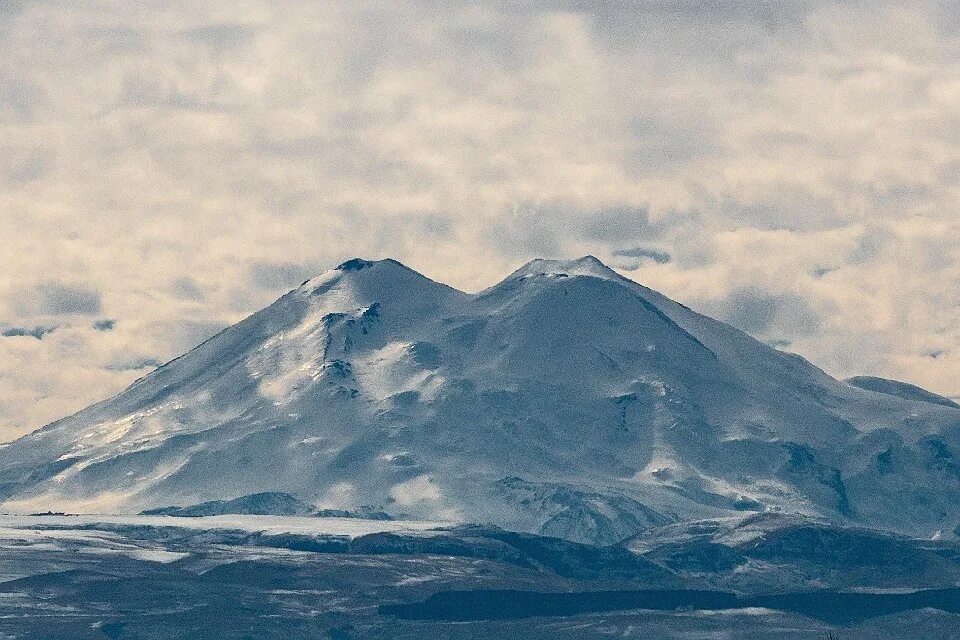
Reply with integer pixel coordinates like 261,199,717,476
3,0,960,440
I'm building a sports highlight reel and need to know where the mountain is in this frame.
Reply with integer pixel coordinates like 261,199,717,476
1,256,960,544
625,512,960,592
140,491,321,517
846,375,960,409
5,511,960,638
140,491,394,519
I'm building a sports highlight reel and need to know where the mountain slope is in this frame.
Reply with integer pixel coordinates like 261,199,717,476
846,375,960,408
2,256,959,544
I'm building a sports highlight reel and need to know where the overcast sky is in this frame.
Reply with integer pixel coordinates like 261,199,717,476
2,0,960,441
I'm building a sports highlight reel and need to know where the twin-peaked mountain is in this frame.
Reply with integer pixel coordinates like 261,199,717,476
2,257,959,544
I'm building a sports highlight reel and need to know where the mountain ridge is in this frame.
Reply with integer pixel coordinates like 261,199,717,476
2,256,959,544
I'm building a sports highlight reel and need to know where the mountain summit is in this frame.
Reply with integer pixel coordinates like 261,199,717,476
2,257,959,544
506,255,622,280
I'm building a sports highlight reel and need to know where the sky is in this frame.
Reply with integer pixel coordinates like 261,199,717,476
2,0,960,441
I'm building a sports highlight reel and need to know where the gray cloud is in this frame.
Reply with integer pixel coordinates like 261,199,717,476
0,80,42,122
0,1,29,22
489,203,667,260
1,147,52,185
487,203,566,259
1,325,55,339
707,287,822,339
719,289,780,335
14,283,103,317
178,22,259,52
170,277,205,302
93,319,115,332
562,0,813,25
43,284,102,316
850,226,894,265
248,261,321,291
612,246,672,264
713,189,842,233
167,320,230,355
627,114,719,173
105,357,162,372
3,0,960,439
580,206,659,244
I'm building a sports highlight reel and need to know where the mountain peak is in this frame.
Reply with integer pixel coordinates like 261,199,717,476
509,255,621,281
335,257,407,272
295,257,464,313
336,257,379,271
298,257,427,291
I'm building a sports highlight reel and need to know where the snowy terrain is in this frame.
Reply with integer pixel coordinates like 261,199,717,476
0,512,442,540
2,256,960,546
0,512,958,639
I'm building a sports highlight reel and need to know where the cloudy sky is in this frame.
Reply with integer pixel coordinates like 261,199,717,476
2,0,960,441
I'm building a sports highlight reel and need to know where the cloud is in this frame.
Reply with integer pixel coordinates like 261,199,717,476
612,246,672,267
178,22,259,53
105,357,163,372
713,288,821,338
2,325,56,339
93,319,115,332
170,277,205,301
2,0,960,439
716,289,779,335
248,261,320,291
580,205,660,243
12,283,102,317
160,320,230,357
487,202,668,261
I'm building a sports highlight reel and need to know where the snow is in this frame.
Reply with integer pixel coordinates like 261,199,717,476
2,509,956,638
2,256,960,543
506,255,622,281
0,513,445,538
845,375,960,408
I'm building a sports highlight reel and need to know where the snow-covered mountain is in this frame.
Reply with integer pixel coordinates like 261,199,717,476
2,256,960,544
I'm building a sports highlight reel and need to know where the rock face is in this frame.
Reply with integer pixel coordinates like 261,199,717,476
2,256,960,544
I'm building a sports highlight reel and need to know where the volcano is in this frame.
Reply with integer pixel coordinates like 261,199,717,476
2,256,959,544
